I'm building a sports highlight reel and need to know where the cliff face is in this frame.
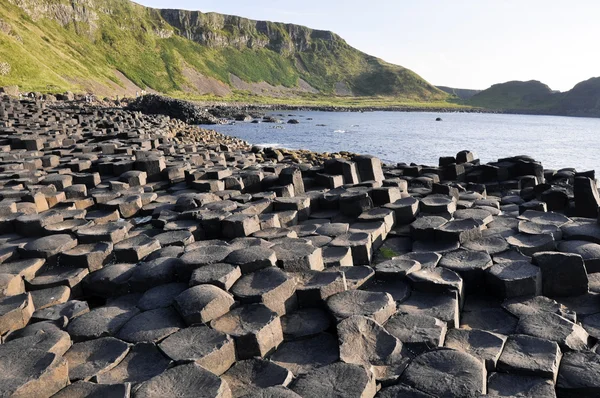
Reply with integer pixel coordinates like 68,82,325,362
0,0,447,101
159,9,336,54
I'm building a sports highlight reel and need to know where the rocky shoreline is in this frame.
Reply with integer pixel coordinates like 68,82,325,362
1,96,600,397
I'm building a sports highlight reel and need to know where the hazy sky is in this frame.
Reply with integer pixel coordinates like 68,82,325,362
135,0,599,91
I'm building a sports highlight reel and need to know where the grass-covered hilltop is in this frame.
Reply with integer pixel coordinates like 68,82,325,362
468,78,600,117
0,0,453,106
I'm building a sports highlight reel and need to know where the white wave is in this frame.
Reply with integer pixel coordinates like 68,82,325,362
334,129,346,133
255,143,282,148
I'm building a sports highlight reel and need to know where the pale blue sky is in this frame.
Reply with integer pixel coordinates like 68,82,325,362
135,0,599,91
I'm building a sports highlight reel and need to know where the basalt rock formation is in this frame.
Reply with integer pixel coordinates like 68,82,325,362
1,95,600,396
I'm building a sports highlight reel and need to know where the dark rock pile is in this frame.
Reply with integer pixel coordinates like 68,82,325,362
126,94,224,125
1,96,600,397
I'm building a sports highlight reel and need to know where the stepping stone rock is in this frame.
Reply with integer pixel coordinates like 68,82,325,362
133,362,231,398
516,312,590,351
175,284,235,325
281,308,331,339
94,342,171,385
270,332,339,376
410,216,447,241
502,295,575,321
375,258,421,280
435,218,482,243
239,386,300,398
291,362,376,398
377,384,436,398
178,245,234,280
365,279,411,303
460,307,518,335
62,242,113,272
225,246,277,274
211,304,283,359
154,230,195,247
486,261,542,298
0,258,45,281
316,223,350,237
384,197,420,224
396,252,442,270
129,257,179,292
31,299,89,322
338,315,404,379
557,351,600,398
190,263,242,291
272,242,324,272
558,240,600,273
3,324,71,356
222,214,261,239
117,307,184,343
294,270,346,307
231,267,296,315
77,222,130,244
326,265,374,289
114,234,161,263
53,381,131,398
330,232,373,265
158,325,235,376
497,334,561,380
454,208,494,225
408,267,464,299
19,233,77,260
137,282,188,311
519,210,571,227
222,358,293,398
532,251,589,297
518,220,563,240
30,285,71,310
444,329,506,371
439,249,492,293
0,339,68,397
420,194,456,216
326,290,396,324
322,246,353,267
400,348,486,398
506,233,555,256
64,337,130,382
462,236,509,254
487,372,556,398
398,290,459,328
561,220,600,244
82,262,135,298
27,266,89,297
385,312,447,354
67,303,140,342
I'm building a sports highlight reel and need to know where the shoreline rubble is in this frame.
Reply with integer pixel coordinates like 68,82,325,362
1,96,600,397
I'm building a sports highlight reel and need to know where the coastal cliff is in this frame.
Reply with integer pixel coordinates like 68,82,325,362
0,0,447,101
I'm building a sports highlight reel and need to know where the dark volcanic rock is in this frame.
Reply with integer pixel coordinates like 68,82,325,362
127,94,222,124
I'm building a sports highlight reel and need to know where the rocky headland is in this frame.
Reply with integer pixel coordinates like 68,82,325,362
1,95,600,397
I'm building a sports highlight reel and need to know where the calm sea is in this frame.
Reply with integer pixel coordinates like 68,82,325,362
207,111,600,172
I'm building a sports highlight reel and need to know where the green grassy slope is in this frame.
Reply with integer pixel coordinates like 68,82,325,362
467,80,558,110
0,0,449,102
465,78,600,117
